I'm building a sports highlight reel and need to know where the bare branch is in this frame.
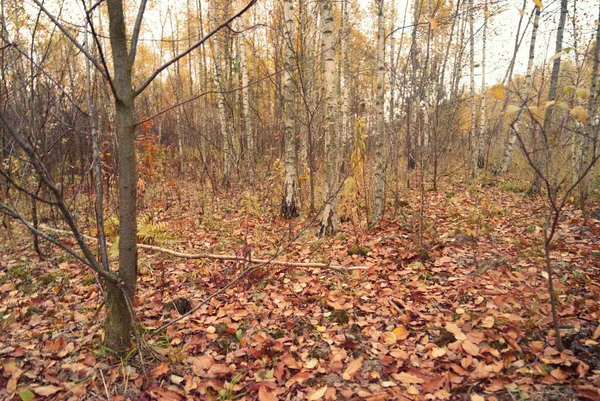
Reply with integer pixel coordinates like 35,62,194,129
134,0,258,97
129,0,148,63
0,110,118,285
31,0,110,82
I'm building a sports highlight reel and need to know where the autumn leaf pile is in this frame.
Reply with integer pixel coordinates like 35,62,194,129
1,179,600,400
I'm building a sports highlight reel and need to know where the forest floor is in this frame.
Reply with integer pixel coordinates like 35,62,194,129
1,177,600,401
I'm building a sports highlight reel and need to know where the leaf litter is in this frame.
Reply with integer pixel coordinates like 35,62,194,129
1,179,600,400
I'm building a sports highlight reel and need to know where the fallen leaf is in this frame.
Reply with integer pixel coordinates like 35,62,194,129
392,326,409,340
31,385,62,396
446,323,466,341
407,385,420,395
431,347,447,358
551,368,569,381
481,316,494,328
391,372,425,385
343,356,364,380
306,386,328,401
151,361,170,378
18,390,35,401
382,331,397,344
462,340,480,356
258,384,278,401
470,394,485,401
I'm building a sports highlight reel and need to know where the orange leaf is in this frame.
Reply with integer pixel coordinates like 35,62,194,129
343,356,364,380
151,361,170,378
392,326,409,340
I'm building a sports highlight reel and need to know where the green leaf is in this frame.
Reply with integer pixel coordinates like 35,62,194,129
19,390,35,401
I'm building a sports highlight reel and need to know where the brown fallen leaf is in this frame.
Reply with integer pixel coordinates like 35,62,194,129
343,356,364,380
258,384,278,401
422,375,445,394
390,372,425,385
31,385,62,396
462,340,479,356
151,361,170,378
445,323,466,341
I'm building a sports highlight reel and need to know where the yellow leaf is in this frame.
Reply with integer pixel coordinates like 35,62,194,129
393,326,409,340
576,88,590,99
305,358,319,369
481,316,495,328
382,331,397,344
407,385,420,395
532,0,543,8
517,8,526,15
570,106,589,123
429,18,438,31
490,84,506,100
306,386,328,401
431,347,447,358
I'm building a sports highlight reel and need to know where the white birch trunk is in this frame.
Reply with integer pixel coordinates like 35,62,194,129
476,1,487,174
500,5,540,174
281,0,299,218
372,0,386,227
319,0,338,236
469,0,478,177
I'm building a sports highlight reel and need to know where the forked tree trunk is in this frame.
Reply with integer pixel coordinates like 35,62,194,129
372,0,386,227
281,0,299,218
319,0,338,236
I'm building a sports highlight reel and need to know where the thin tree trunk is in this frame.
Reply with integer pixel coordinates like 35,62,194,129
469,0,477,177
85,10,110,272
476,0,487,173
500,5,540,174
579,3,600,207
372,0,386,227
281,0,299,218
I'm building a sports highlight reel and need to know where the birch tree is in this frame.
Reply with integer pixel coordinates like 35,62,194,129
319,0,338,236
500,3,541,174
372,0,386,227
281,0,299,218
476,0,487,174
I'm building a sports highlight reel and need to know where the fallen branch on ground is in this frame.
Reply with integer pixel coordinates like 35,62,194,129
39,224,367,272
